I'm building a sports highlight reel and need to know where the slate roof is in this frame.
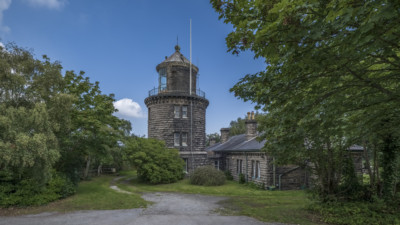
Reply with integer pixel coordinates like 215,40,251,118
162,45,191,64
206,134,266,152
206,133,363,153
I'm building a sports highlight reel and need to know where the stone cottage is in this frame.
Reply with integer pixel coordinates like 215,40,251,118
207,111,364,190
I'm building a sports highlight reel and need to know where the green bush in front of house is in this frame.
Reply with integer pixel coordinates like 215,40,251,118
125,137,185,184
190,166,226,186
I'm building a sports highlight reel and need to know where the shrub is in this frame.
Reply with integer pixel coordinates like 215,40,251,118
225,170,233,180
126,138,184,184
239,173,246,184
190,166,226,186
0,171,76,207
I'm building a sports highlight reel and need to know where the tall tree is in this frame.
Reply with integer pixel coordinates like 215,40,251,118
211,0,400,199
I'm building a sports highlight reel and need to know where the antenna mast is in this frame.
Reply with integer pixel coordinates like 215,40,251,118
190,19,194,174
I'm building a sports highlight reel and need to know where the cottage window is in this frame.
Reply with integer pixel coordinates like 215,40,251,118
174,106,180,118
256,161,261,178
236,159,239,174
174,132,180,146
182,133,188,146
237,159,243,174
182,106,188,118
251,160,255,178
214,160,219,170
183,158,188,173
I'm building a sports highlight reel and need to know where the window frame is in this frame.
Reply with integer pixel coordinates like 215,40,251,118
174,106,180,118
181,132,188,146
182,106,188,118
174,132,180,146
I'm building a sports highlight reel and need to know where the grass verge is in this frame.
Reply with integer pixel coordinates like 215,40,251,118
0,175,147,216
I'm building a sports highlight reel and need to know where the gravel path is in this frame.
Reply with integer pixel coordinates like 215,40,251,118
0,178,289,225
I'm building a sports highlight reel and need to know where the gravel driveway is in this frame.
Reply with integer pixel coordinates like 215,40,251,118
0,192,287,225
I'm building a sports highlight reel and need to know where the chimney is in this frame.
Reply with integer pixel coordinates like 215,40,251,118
245,111,257,140
220,128,230,143
209,138,216,146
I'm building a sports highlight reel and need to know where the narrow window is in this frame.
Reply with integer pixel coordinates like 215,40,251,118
256,161,261,178
174,106,180,118
214,160,219,170
251,160,255,178
183,158,188,173
159,68,167,91
182,106,188,118
237,159,239,174
174,132,180,146
181,133,188,146
239,160,243,174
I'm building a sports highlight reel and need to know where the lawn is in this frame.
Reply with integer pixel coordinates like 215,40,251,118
0,175,147,216
117,170,323,225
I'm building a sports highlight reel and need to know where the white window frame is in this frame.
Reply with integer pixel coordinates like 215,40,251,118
174,132,180,146
256,161,261,179
181,133,188,146
174,106,180,118
251,160,255,178
184,158,188,173
182,106,188,118
159,68,167,91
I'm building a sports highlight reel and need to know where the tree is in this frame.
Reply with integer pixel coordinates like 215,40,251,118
206,133,221,146
125,137,184,184
211,0,400,199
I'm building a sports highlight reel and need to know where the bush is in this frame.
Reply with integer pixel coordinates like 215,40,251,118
190,166,226,186
225,170,233,180
126,138,184,184
0,171,76,207
239,173,246,184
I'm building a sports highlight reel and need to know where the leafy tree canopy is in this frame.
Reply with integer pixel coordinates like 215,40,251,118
211,0,400,199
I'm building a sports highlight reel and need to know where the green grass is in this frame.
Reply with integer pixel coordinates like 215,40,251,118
0,175,147,216
117,171,324,225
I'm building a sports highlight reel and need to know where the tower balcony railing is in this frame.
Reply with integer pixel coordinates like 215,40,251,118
148,87,206,98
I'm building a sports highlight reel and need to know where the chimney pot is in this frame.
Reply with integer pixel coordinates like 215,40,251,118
220,128,230,143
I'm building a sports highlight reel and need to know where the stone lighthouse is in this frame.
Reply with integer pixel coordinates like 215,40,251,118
144,45,209,173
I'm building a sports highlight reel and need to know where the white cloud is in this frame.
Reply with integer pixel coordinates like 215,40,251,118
25,0,66,10
114,98,145,118
0,0,11,34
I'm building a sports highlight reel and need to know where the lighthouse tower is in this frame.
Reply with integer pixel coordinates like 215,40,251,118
144,45,209,173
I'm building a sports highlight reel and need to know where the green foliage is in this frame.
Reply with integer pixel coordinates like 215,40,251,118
211,0,400,200
125,137,184,184
225,170,234,180
0,43,130,206
189,166,226,186
309,201,400,225
205,132,221,146
0,171,75,207
239,173,246,184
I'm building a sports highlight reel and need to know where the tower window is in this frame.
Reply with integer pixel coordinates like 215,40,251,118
174,106,180,118
182,133,188,146
174,132,180,146
182,106,188,118
159,68,167,91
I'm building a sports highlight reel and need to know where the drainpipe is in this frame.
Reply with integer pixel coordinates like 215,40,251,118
278,166,300,190
245,152,248,182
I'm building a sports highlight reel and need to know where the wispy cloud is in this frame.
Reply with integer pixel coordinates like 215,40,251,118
0,0,11,34
114,98,145,118
25,0,67,10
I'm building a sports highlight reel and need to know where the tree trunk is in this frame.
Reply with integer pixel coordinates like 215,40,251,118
97,163,102,176
84,155,91,179
363,141,373,187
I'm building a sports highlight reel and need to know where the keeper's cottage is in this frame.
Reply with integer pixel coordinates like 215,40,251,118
144,45,209,173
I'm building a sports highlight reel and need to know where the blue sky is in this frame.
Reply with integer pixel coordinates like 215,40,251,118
1,0,266,136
